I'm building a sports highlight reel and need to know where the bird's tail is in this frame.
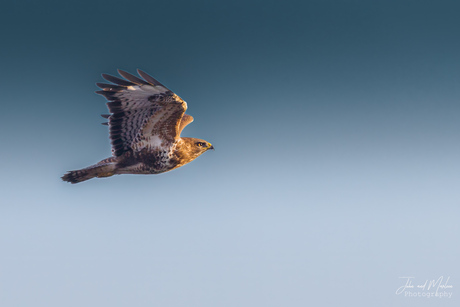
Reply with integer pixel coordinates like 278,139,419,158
62,159,117,184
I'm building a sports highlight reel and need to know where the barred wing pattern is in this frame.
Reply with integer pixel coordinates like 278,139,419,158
96,69,189,156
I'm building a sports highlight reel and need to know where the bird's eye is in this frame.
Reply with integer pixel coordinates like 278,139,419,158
196,142,206,147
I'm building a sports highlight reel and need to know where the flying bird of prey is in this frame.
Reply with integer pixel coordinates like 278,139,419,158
62,69,213,184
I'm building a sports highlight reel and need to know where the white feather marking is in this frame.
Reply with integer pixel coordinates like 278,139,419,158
148,135,163,147
140,84,168,94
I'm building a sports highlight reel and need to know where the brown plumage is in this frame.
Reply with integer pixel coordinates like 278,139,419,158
62,69,213,184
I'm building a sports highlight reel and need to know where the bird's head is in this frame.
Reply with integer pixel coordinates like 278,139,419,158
192,139,214,154
179,137,214,160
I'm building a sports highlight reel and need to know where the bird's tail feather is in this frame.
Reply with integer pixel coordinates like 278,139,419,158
62,160,116,184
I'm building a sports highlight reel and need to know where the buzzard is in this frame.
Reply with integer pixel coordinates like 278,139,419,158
62,69,213,184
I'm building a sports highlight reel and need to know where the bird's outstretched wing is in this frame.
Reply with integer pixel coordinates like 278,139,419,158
97,69,190,156
178,114,194,134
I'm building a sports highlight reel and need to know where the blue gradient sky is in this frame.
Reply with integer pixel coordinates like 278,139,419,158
1,1,459,306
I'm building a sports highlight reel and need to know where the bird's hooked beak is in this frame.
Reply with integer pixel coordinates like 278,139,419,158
208,144,214,151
